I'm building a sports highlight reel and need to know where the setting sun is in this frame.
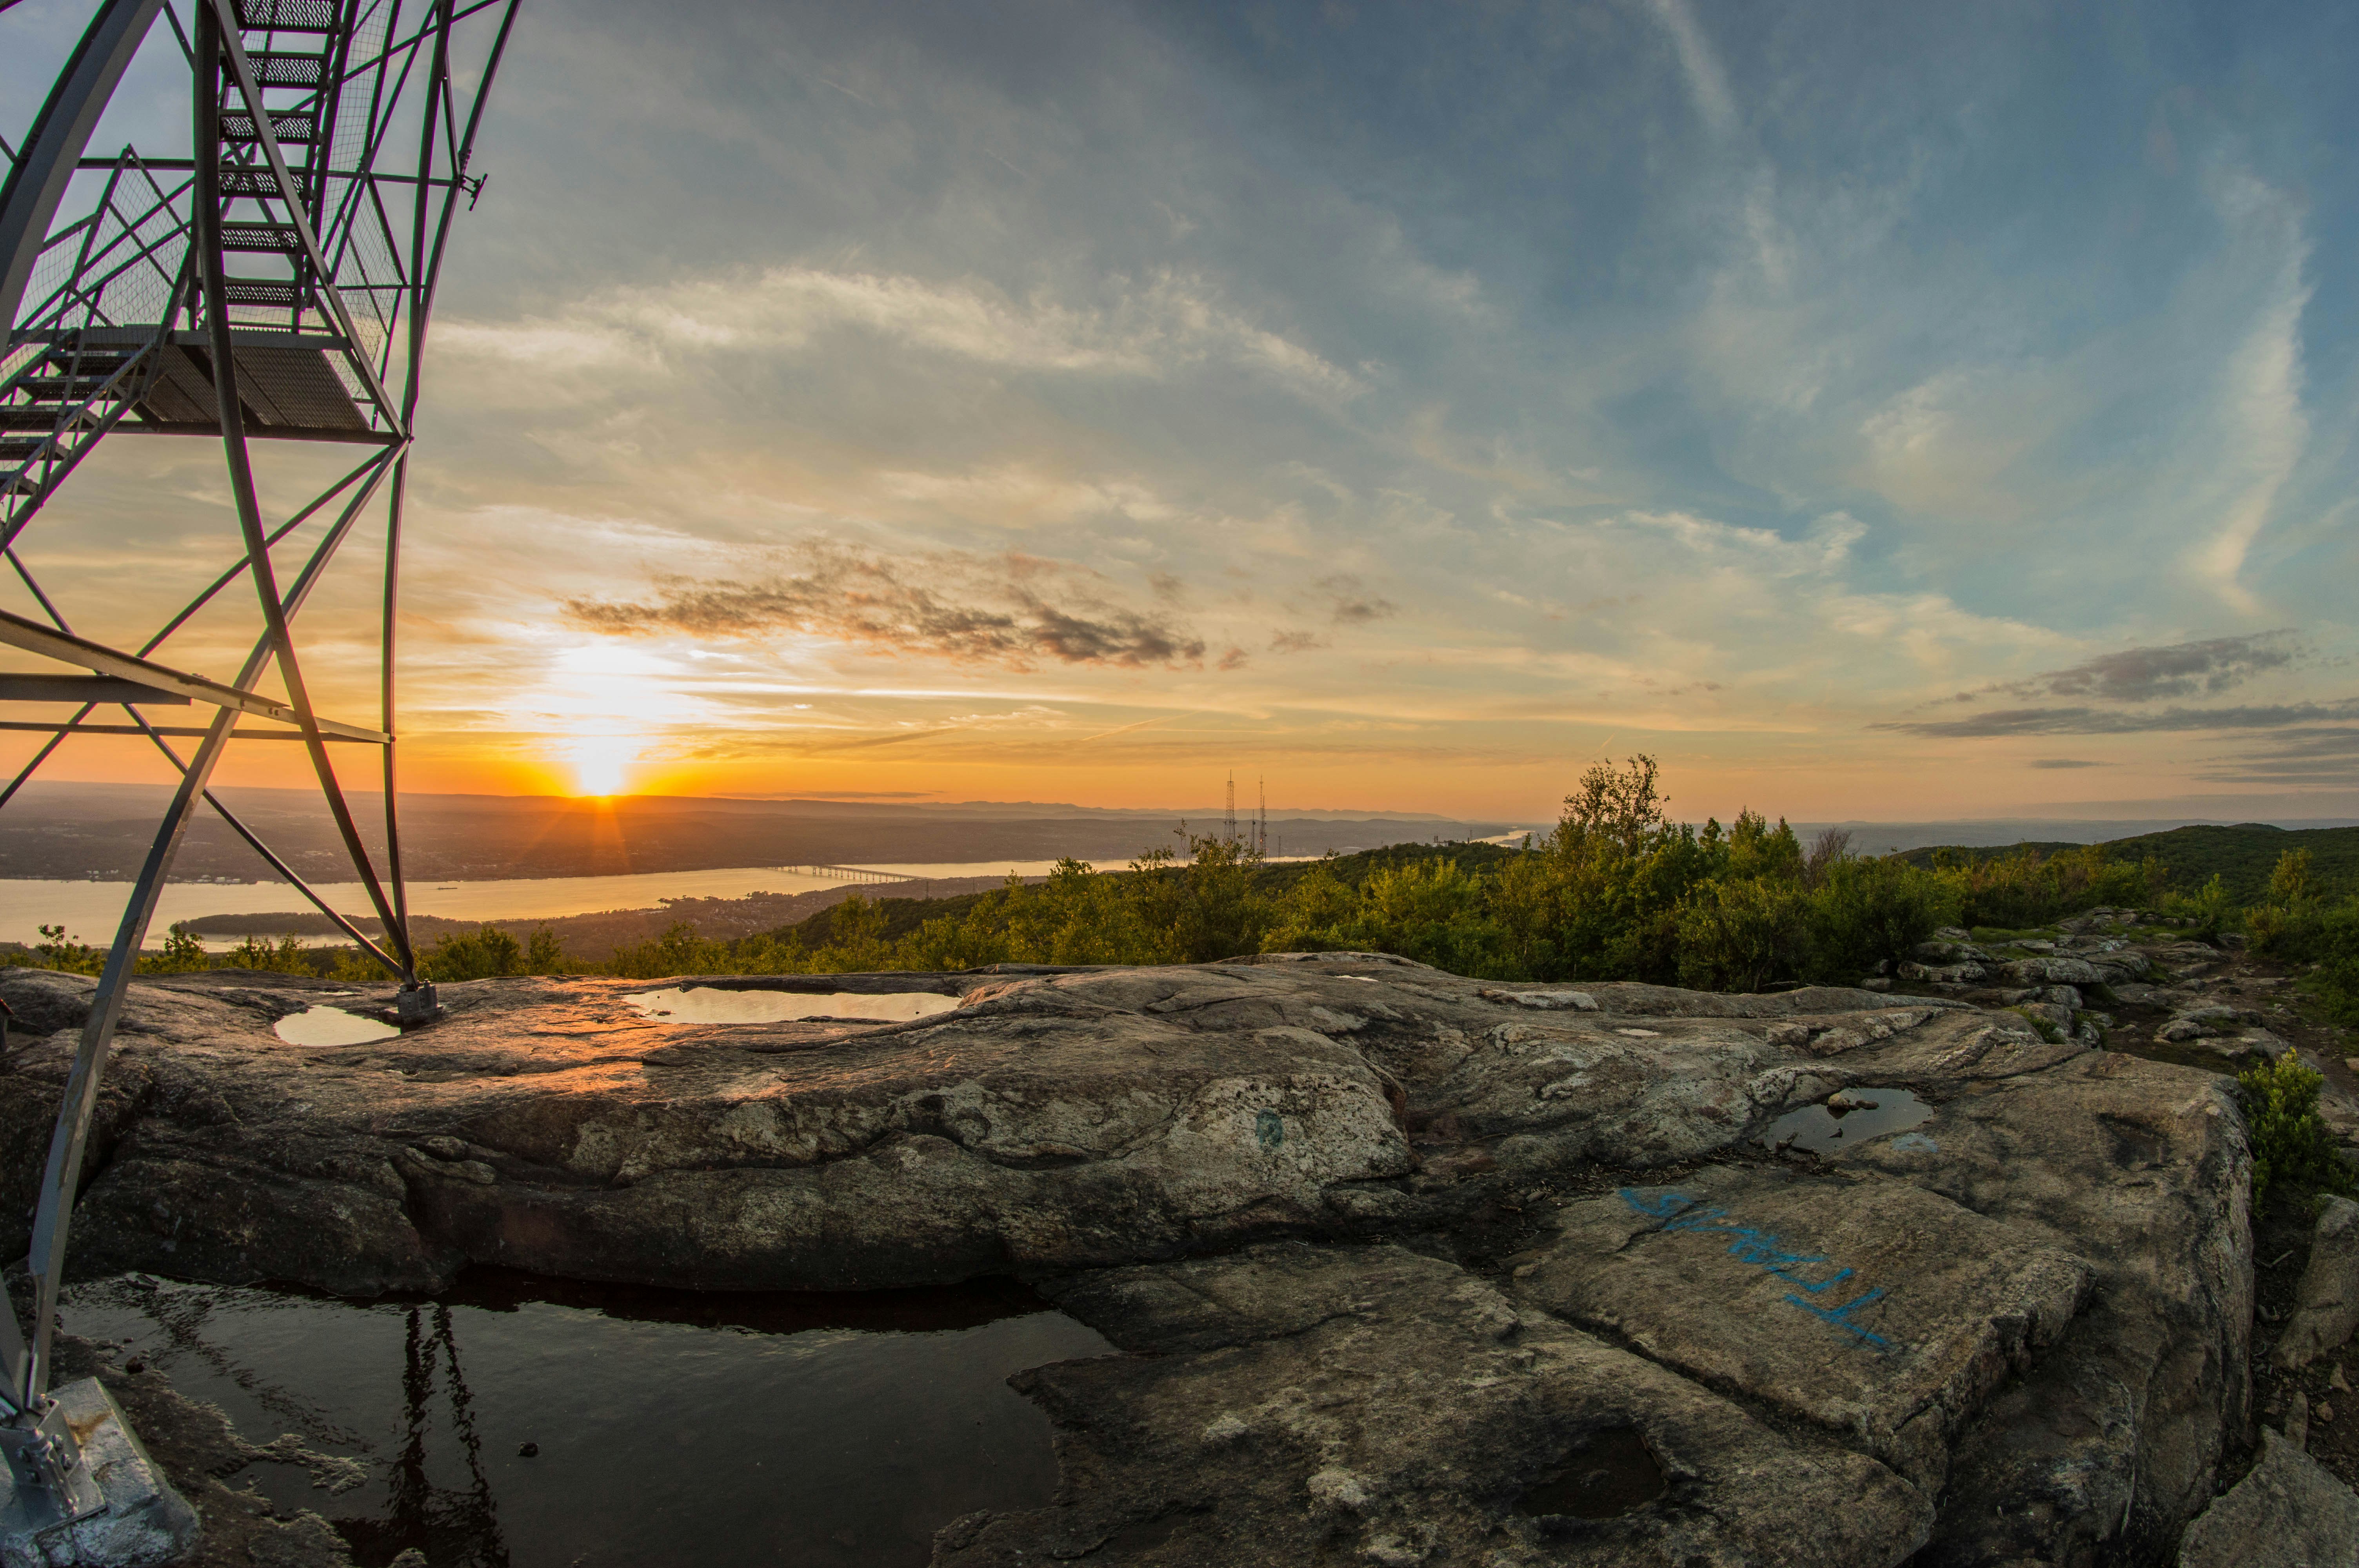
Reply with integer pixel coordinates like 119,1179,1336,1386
569,738,639,797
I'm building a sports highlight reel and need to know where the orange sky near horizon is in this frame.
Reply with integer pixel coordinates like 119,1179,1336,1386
7,0,2355,833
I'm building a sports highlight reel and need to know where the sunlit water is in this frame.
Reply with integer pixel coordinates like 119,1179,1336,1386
3,857,1333,950
622,989,961,1024
0,865,1056,949
63,1273,1112,1568
274,1005,403,1046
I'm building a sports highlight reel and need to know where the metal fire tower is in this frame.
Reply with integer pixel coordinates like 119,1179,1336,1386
0,0,514,1542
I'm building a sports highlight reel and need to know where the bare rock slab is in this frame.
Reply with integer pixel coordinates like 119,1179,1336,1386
0,955,2264,1564
2175,1431,2359,1568
940,1241,1932,1568
1511,1167,2093,1486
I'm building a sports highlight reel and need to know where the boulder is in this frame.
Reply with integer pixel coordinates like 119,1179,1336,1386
1901,960,1987,985
2008,956,2108,986
2275,1195,2359,1368
2017,1001,2076,1034
2175,1431,2359,1568
2159,1005,2265,1044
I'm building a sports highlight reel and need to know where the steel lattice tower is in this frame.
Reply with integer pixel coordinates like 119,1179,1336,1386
0,0,514,1529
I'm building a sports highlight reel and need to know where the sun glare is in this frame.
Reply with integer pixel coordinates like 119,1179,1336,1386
569,738,638,797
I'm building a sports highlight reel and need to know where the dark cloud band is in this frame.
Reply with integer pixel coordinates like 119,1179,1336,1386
566,541,1207,670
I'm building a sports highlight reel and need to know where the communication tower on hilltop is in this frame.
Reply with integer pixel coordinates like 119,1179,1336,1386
0,0,515,1535
1224,770,1236,846
1257,775,1267,858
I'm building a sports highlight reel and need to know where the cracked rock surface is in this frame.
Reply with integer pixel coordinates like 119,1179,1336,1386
0,951,2263,1566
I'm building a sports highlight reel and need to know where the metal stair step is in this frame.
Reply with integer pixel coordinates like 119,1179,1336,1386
38,344,140,367
13,375,127,398
250,50,329,87
218,109,318,145
223,277,305,307
219,222,305,254
232,0,340,31
219,166,315,202
0,410,96,433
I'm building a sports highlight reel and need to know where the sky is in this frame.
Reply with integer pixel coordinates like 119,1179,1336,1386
5,0,2357,824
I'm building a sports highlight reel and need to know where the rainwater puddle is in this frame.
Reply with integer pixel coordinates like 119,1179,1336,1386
1758,1087,1933,1154
623,988,960,1025
275,1006,402,1047
63,1272,1112,1568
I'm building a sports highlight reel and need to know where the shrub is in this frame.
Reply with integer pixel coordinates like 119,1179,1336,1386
214,933,316,975
1936,844,2156,930
329,945,396,982
1676,876,1808,993
2238,1054,2353,1205
421,924,526,981
2161,873,2237,940
526,925,567,973
1804,857,1953,982
607,920,734,980
134,923,209,973
1272,857,1506,975
25,924,105,975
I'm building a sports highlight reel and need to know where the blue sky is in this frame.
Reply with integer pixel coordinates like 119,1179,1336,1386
7,0,2356,818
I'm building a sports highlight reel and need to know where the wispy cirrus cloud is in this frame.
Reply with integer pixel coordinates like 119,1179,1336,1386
440,265,1360,395
566,540,1207,670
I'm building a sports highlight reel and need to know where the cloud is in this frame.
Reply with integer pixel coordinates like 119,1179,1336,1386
2028,759,2106,769
1269,630,1327,654
2189,726,2359,784
1971,631,2300,704
2187,170,2312,612
566,540,1207,670
1874,699,2359,739
442,265,1361,396
1643,0,1737,135
1619,511,1863,577
1315,573,1400,624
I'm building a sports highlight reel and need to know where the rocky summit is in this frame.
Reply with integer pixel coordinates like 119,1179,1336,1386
0,950,2268,1565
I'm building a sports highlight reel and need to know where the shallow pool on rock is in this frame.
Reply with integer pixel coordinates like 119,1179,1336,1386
622,987,960,1025
63,1272,1111,1568
274,1004,402,1047
1757,1087,1934,1155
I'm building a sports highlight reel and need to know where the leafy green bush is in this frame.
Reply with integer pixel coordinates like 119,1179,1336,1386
2238,1054,2354,1205
213,933,318,974
1677,876,1808,993
23,924,105,975
1803,857,1954,982
2161,874,2237,940
422,922,573,981
139,923,209,973
1934,844,2157,929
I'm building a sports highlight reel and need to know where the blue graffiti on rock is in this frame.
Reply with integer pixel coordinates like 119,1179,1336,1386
1618,1189,1892,1352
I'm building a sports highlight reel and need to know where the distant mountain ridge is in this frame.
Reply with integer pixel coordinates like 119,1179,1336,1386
1894,822,2359,904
